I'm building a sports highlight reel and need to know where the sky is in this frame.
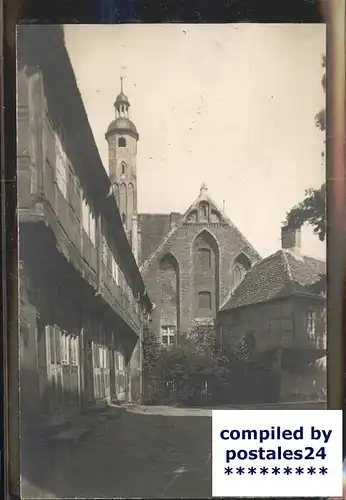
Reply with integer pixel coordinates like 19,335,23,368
64,24,326,260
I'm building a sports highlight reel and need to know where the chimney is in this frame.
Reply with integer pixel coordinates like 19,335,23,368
281,225,301,254
170,212,181,230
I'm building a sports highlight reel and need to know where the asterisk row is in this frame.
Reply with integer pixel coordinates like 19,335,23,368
224,466,328,476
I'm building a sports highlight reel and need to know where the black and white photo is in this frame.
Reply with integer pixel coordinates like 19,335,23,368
17,23,326,498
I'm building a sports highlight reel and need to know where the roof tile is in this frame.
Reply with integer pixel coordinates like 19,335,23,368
221,249,326,310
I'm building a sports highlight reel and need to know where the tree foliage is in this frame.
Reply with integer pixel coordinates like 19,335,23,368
285,183,326,242
142,324,163,370
285,54,326,243
142,322,270,379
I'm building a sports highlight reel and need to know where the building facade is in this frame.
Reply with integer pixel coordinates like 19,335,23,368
138,185,261,343
17,25,153,424
217,227,326,400
103,85,263,344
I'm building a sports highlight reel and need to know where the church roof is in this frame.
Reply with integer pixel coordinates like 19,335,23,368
138,214,179,264
139,183,261,273
220,249,326,311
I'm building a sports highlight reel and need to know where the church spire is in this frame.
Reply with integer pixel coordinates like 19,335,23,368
114,77,130,119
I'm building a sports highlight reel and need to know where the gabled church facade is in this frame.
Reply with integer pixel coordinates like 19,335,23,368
139,185,261,344
106,85,261,344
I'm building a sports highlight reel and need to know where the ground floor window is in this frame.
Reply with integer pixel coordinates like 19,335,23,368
61,332,79,365
92,343,109,369
306,309,317,341
160,325,176,346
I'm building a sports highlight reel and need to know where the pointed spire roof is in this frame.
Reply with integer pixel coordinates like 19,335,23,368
115,76,130,106
106,76,138,140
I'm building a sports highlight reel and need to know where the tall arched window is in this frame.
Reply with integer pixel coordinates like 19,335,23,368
159,254,180,345
230,253,252,292
199,202,209,222
232,264,244,290
198,248,211,269
121,162,126,175
193,230,219,317
118,137,126,147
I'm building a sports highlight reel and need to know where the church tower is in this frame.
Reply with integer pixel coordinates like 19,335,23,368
105,78,139,261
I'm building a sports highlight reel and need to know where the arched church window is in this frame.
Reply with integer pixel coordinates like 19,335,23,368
118,137,126,148
198,248,211,269
198,291,212,310
121,162,126,175
187,210,197,222
232,264,244,290
199,202,209,222
230,254,252,292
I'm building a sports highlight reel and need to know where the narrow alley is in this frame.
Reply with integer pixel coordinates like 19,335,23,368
21,407,212,499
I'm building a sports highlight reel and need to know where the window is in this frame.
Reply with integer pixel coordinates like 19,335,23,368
115,262,119,285
161,325,176,346
67,165,75,204
199,202,209,221
122,213,126,224
61,332,69,364
74,180,82,220
111,256,119,282
118,137,126,147
198,248,211,268
116,350,125,371
89,212,96,245
198,291,212,310
72,336,79,365
102,236,108,266
307,309,317,340
121,162,126,175
187,210,197,223
81,196,97,246
232,264,245,291
55,133,67,198
82,197,90,234
46,325,61,365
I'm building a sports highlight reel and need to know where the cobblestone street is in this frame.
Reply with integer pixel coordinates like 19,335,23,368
21,401,324,499
21,407,212,499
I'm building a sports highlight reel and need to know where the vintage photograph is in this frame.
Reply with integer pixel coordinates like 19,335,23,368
17,24,326,498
